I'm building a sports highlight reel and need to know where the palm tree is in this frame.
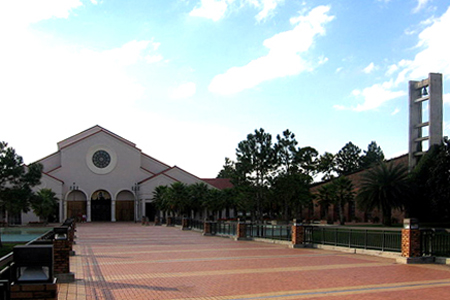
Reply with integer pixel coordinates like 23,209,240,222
153,185,169,218
316,183,335,221
316,177,354,224
332,176,355,225
31,188,58,225
357,162,410,226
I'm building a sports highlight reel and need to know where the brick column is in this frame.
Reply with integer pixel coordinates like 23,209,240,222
53,234,75,283
401,228,421,257
235,219,247,240
181,218,189,230
53,239,70,274
291,219,305,248
401,218,421,258
203,221,212,236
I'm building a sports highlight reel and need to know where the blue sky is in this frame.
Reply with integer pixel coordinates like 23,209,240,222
1,0,449,178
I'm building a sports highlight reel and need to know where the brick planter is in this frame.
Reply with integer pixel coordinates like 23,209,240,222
10,278,58,300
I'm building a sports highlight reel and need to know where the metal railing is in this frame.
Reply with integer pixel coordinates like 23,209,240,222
189,219,204,231
215,222,237,236
246,224,292,241
304,226,402,252
421,228,450,257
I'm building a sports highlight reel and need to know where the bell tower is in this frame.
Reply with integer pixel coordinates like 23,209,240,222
408,73,443,170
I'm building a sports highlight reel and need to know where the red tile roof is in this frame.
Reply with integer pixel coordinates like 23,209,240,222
201,178,234,190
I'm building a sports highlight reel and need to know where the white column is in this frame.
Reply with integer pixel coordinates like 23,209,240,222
141,200,146,220
87,200,92,222
111,199,116,222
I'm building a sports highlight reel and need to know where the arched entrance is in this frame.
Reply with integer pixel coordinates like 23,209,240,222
91,190,111,221
116,191,135,221
67,190,87,222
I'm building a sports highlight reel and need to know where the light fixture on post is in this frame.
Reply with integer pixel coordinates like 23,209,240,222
69,182,78,191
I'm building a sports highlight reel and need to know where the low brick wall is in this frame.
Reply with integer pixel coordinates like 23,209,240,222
10,279,58,300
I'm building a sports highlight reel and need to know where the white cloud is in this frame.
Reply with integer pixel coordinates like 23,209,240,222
391,108,400,116
0,0,83,29
209,5,334,95
388,7,450,83
351,81,406,112
189,0,282,22
343,6,450,112
189,0,230,21
444,93,450,105
413,0,431,13
252,0,284,22
170,82,197,99
363,62,377,74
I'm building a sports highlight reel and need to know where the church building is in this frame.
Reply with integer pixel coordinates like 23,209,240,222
21,125,220,224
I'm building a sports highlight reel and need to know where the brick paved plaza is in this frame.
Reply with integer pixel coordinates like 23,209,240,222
58,223,450,300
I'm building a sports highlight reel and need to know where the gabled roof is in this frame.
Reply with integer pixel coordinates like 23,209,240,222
57,125,137,150
202,178,233,190
138,167,180,185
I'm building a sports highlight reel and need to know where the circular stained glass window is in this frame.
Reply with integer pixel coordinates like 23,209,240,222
92,150,111,169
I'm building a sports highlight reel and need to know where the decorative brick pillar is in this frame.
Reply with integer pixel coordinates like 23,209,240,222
53,239,70,274
236,219,247,240
291,219,305,248
10,279,58,300
401,218,421,258
203,221,212,236
181,218,189,230
53,237,75,283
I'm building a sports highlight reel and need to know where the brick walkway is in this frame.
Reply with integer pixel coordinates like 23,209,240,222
58,223,450,300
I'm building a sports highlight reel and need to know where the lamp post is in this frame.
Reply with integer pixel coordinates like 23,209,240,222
132,183,140,222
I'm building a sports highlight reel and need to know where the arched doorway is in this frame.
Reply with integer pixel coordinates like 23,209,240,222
67,190,87,222
91,190,111,221
116,191,134,221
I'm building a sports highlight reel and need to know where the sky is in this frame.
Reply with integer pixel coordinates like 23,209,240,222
1,0,450,179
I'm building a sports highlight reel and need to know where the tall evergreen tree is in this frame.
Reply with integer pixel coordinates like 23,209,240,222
361,141,385,169
236,128,275,221
317,152,336,180
335,142,362,175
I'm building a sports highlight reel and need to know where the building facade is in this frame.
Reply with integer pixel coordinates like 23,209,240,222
23,125,218,224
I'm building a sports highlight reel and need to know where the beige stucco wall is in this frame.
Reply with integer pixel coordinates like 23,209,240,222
30,126,215,224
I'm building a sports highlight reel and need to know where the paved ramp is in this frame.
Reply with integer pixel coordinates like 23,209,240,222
58,222,450,300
